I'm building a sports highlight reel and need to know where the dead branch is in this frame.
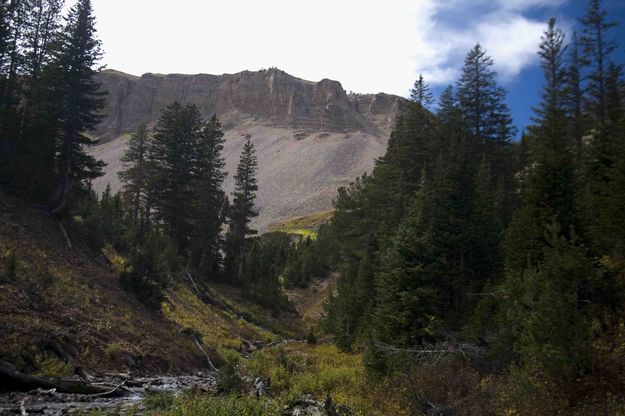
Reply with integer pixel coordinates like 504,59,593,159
58,221,72,250
374,341,481,365
466,289,507,298
191,337,217,372
0,360,124,396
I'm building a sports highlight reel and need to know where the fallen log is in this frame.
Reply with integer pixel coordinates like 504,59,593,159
0,361,125,396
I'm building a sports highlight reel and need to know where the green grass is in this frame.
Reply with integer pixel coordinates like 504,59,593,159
268,210,334,239
152,393,278,416
162,286,276,361
241,342,409,416
34,353,74,377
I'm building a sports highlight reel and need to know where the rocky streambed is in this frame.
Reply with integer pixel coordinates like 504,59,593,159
0,372,216,415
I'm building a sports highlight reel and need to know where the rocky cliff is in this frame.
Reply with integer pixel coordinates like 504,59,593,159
90,68,406,231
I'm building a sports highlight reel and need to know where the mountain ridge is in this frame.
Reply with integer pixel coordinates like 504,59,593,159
90,68,407,231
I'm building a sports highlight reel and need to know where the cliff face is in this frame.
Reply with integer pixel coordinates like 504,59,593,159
90,68,406,231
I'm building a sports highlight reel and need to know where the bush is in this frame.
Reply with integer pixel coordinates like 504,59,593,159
104,342,123,360
120,230,174,309
306,328,317,345
23,265,57,309
217,358,242,394
34,353,74,377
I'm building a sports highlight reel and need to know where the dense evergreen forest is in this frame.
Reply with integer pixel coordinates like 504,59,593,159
291,2,625,411
1,0,625,413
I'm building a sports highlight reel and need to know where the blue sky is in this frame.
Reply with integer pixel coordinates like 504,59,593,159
85,0,625,138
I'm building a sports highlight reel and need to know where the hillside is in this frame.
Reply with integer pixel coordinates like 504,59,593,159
0,191,302,378
89,68,405,231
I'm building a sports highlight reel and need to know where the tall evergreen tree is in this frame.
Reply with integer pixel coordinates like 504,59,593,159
580,0,618,127
147,102,202,254
457,44,516,147
410,73,434,109
118,124,149,225
190,115,227,279
22,0,62,77
46,0,106,213
565,32,586,156
224,139,258,282
499,19,591,383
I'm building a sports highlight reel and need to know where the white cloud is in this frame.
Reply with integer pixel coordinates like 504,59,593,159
69,0,564,97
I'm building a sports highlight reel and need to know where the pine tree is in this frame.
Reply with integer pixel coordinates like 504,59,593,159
46,0,106,213
0,0,26,182
373,168,451,348
579,0,618,127
224,139,258,283
190,115,227,279
118,124,149,225
456,44,515,222
8,0,63,198
499,19,590,383
457,44,516,147
565,32,586,156
147,102,202,254
23,0,62,77
410,74,434,109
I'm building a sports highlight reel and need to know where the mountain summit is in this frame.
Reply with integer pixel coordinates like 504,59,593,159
90,68,406,230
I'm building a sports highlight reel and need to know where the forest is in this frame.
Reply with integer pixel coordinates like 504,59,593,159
1,0,625,414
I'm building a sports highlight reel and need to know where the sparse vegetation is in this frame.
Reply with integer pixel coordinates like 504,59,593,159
216,357,242,394
143,391,175,411
34,353,74,377
155,392,278,416
104,342,124,360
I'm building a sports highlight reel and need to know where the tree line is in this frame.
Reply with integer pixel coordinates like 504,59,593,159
290,0,625,409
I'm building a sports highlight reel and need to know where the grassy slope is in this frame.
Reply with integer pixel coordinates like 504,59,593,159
267,210,334,239
0,191,301,376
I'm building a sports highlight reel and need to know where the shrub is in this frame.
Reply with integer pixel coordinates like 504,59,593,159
23,265,57,309
34,353,74,377
104,342,123,360
120,230,174,309
306,328,318,345
217,358,242,394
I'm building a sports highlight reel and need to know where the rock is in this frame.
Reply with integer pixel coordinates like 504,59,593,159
249,376,269,397
92,69,403,143
282,394,352,416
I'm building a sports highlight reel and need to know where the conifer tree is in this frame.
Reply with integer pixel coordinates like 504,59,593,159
565,32,586,155
410,73,434,109
224,139,258,282
147,102,203,253
499,19,590,383
580,0,618,127
23,0,63,77
190,115,227,278
46,0,106,213
118,124,149,225
457,44,516,147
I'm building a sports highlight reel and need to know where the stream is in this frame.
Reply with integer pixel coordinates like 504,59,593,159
0,372,217,415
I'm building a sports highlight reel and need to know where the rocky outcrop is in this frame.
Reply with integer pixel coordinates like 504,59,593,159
93,68,404,142
89,68,407,231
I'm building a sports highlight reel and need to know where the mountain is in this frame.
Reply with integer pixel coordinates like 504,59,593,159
89,68,406,231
